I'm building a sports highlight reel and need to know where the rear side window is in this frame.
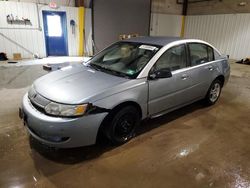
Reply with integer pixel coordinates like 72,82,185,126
153,44,187,72
214,50,221,60
208,46,214,61
189,43,214,66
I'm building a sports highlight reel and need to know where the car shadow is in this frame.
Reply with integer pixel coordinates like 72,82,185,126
29,100,207,165
29,134,114,164
136,101,205,136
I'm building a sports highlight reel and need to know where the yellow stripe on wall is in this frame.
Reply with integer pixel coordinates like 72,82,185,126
180,16,186,38
78,7,85,56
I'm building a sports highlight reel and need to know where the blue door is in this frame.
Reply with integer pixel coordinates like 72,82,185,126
43,11,68,56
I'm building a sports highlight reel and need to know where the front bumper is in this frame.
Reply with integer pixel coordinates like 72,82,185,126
21,94,108,148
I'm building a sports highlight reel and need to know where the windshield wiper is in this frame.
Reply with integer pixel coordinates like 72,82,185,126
86,63,101,71
89,63,130,78
104,68,130,79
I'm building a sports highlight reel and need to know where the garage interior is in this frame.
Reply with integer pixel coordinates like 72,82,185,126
0,0,250,187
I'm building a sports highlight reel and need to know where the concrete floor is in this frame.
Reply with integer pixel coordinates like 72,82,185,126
0,56,87,67
0,60,250,188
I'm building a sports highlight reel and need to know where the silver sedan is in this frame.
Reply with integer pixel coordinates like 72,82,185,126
20,37,230,148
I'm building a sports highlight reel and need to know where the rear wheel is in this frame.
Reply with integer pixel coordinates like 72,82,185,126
104,106,140,145
204,79,222,105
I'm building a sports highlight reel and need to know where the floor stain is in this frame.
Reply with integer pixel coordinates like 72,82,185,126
0,61,250,188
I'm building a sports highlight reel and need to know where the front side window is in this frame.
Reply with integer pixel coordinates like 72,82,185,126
152,44,187,72
189,43,214,66
88,42,160,78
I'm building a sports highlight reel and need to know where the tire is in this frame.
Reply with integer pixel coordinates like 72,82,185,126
104,106,140,145
204,79,222,106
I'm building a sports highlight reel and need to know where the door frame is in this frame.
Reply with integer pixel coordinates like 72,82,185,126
147,43,193,115
42,10,69,56
137,39,221,78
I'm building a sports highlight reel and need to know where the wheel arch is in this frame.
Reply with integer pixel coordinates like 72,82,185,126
215,75,225,87
96,101,142,143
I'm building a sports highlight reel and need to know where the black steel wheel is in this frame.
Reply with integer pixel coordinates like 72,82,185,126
105,106,140,145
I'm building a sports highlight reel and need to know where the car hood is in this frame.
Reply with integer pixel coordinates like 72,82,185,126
33,65,128,104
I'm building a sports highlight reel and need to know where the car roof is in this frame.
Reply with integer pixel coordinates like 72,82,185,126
123,36,184,46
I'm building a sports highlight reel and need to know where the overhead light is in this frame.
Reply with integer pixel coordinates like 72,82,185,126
238,2,247,6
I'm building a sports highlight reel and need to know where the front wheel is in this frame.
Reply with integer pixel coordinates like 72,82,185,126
104,106,140,145
204,79,222,105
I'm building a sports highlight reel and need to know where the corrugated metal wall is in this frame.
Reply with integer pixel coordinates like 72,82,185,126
0,1,79,59
0,2,43,58
185,14,250,60
150,13,182,37
84,8,93,56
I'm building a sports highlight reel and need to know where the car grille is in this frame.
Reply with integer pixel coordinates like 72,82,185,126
28,88,50,113
30,100,46,113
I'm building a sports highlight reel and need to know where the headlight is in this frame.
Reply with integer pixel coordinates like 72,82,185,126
45,102,88,117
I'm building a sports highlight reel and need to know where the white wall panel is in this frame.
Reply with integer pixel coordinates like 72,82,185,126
0,1,39,29
0,1,79,59
150,13,182,37
7,0,75,7
185,14,250,60
84,8,93,56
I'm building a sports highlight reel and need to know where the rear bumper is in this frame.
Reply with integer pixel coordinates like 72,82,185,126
224,65,230,86
21,94,108,148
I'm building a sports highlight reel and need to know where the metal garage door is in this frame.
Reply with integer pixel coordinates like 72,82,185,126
93,0,151,53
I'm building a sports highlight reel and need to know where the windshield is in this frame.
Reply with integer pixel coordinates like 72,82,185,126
88,42,161,79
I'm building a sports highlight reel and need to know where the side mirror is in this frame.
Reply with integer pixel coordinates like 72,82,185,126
149,68,172,80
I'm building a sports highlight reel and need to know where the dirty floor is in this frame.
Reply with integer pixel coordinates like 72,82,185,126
0,61,250,188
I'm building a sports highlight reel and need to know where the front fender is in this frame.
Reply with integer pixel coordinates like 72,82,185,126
92,79,148,119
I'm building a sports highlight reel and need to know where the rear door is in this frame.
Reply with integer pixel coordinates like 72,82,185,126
148,44,194,115
187,43,215,98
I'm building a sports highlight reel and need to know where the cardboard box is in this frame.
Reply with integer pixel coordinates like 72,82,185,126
13,53,22,60
119,33,139,40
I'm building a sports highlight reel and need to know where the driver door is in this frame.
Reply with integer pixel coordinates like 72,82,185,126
148,44,194,115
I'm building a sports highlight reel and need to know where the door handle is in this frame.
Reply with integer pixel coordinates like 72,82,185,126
206,66,214,71
181,74,189,80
